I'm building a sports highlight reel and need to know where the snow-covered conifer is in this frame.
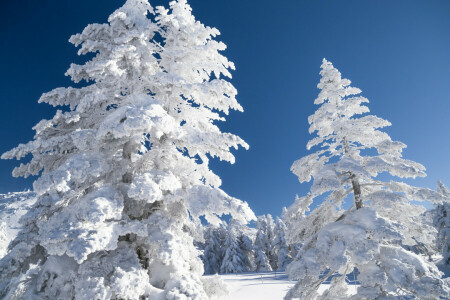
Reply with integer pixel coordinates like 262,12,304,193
284,59,449,299
0,1,254,299
202,226,226,275
229,220,255,272
272,217,291,271
239,233,255,271
254,216,273,271
253,249,272,272
265,214,278,269
202,221,253,274
220,230,248,274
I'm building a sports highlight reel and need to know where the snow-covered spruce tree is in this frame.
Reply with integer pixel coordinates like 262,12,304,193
284,59,449,299
253,215,273,271
281,206,301,260
202,221,253,274
219,227,249,274
265,214,278,269
272,217,291,271
202,226,226,275
429,181,450,265
0,1,255,299
222,220,254,273
239,233,255,272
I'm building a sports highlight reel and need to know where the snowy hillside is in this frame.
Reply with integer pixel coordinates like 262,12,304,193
0,191,36,257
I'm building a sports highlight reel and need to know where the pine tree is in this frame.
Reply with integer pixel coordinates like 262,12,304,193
281,205,302,260
238,233,255,272
253,216,273,272
0,1,254,299
253,249,272,272
202,226,226,275
220,230,248,274
265,214,278,269
272,217,292,271
202,221,253,274
284,59,449,299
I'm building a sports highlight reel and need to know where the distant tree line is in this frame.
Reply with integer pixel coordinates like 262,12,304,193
199,214,294,274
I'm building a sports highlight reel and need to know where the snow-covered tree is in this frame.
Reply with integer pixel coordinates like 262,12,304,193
202,226,226,275
272,217,291,271
265,214,278,269
429,181,450,265
0,1,254,299
202,221,254,274
253,248,272,272
284,59,449,299
253,215,273,271
220,230,248,274
238,233,255,272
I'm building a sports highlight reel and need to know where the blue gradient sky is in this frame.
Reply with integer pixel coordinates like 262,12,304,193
0,0,449,217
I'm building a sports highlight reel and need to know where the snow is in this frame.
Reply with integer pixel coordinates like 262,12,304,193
210,271,357,300
0,191,36,258
211,272,294,300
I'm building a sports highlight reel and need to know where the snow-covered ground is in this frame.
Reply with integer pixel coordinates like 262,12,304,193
211,271,358,300
0,191,36,257
210,272,293,300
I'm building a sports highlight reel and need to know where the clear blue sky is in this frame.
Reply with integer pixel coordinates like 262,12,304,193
0,0,449,217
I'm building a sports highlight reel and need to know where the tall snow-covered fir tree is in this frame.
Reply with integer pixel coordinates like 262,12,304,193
253,215,273,272
272,217,291,271
265,214,278,269
284,59,449,299
202,226,226,275
238,233,255,272
0,1,255,299
220,221,252,274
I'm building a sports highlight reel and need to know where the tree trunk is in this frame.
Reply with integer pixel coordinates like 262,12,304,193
351,177,363,209
342,137,363,209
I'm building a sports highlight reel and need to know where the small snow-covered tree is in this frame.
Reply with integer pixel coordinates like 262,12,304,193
220,230,248,274
284,59,449,299
253,215,273,271
265,214,278,269
228,220,255,272
202,226,226,275
202,221,253,274
254,248,272,272
272,217,291,271
0,1,254,299
429,181,450,265
239,233,255,272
